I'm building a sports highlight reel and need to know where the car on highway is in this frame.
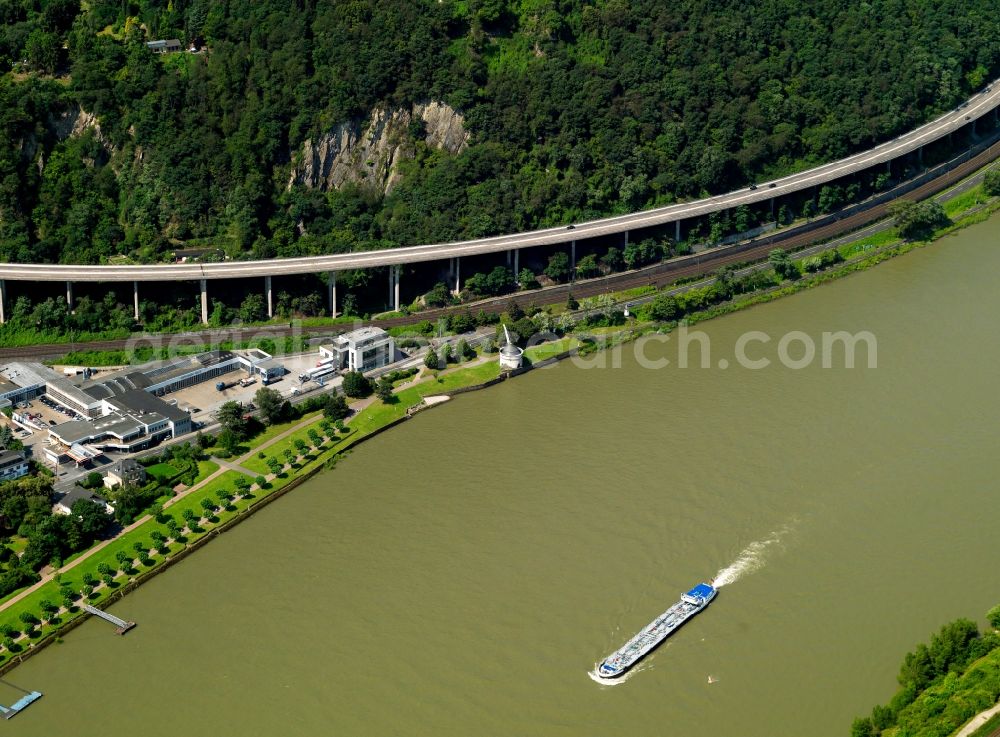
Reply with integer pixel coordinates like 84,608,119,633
566,224,575,230
768,183,777,188
749,183,757,190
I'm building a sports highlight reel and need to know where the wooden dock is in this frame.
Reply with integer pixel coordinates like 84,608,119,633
82,604,136,635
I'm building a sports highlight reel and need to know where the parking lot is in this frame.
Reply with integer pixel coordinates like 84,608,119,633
19,397,84,427
164,351,328,423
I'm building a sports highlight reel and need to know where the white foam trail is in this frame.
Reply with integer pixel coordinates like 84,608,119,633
713,521,795,587
587,659,653,687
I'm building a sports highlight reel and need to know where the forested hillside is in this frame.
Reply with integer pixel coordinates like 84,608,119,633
2,0,999,265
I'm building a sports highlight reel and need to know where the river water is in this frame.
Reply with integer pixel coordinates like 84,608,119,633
5,222,1000,736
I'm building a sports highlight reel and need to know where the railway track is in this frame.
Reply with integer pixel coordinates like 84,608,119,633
4,137,1000,363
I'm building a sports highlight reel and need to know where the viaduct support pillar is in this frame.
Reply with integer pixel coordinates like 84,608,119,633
390,266,401,312
453,257,461,295
66,281,73,310
0,279,5,324
917,146,923,167
675,220,682,243
570,240,576,272
513,249,519,276
133,281,140,322
623,230,629,246
328,272,338,318
265,275,273,318
200,279,209,325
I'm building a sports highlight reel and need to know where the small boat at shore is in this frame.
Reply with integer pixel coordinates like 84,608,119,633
597,583,717,679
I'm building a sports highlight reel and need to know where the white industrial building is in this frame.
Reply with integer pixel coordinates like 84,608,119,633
318,327,395,373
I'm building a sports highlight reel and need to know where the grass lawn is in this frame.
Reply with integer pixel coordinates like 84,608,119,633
943,184,988,218
525,337,580,362
194,459,219,483
243,410,323,453
837,228,900,260
145,462,180,481
243,419,332,475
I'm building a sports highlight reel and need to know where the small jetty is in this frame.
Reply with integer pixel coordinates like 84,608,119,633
0,690,42,719
82,604,136,635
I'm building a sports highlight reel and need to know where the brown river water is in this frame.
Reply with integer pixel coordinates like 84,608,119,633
3,220,1000,736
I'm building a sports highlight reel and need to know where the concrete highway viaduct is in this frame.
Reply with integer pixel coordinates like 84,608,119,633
3,80,1000,324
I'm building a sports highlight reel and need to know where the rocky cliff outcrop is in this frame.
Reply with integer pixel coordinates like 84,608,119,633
52,105,117,154
288,100,469,194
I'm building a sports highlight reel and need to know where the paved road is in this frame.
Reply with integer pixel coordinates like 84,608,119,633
954,701,1000,737
3,81,1000,283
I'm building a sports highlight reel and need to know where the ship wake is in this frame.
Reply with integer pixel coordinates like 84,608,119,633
587,660,653,687
713,520,796,587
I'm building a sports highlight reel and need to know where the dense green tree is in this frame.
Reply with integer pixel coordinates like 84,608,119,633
424,282,452,307
322,393,350,421
988,604,1000,629
254,386,285,425
24,29,60,73
424,347,439,370
575,254,599,279
239,293,266,323
983,169,1000,197
890,200,950,240
465,266,516,297
374,376,394,403
647,294,679,322
517,269,539,289
601,248,624,272
216,401,248,438
544,252,571,282
768,249,798,280
341,371,372,398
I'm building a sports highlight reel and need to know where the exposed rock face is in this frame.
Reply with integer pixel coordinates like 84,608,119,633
53,105,116,153
288,101,469,194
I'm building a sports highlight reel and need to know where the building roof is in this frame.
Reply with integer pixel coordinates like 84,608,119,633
2,362,102,411
108,389,189,424
198,350,235,367
0,449,26,470
0,362,50,390
345,327,388,341
57,487,110,511
107,458,144,475
50,414,145,445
